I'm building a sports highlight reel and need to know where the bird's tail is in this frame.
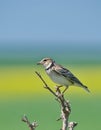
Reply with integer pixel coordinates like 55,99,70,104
82,85,90,93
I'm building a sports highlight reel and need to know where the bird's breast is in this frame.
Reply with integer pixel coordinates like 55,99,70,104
46,70,72,86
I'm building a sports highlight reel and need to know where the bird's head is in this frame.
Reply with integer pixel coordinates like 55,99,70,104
37,58,55,69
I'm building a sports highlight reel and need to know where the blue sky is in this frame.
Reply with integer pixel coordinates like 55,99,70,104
0,0,101,43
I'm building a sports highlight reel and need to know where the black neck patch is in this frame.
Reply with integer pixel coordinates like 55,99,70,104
45,62,54,71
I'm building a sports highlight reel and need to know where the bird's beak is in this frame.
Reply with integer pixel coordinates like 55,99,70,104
37,62,41,65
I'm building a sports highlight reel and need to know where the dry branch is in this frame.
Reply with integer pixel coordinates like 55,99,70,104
35,71,77,130
68,122,78,130
22,115,38,130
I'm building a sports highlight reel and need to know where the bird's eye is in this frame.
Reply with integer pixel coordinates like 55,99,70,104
43,59,47,61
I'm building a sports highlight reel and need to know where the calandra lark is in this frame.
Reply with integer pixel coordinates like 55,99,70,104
37,57,90,93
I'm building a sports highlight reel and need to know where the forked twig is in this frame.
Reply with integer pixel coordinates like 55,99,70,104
68,122,78,130
22,115,38,130
35,71,77,130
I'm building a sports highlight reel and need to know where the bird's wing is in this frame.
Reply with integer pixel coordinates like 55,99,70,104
53,64,83,86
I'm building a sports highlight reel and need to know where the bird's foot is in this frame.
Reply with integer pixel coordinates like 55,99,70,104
55,86,63,97
57,85,63,88
55,85,62,92
62,87,68,94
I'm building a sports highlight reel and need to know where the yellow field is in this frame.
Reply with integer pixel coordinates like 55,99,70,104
0,65,101,130
0,65,101,99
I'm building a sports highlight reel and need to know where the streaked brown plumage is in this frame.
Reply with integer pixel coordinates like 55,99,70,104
37,57,90,93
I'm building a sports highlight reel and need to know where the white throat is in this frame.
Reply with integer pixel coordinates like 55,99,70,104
45,62,52,70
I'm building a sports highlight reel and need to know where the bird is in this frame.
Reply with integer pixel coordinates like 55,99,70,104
37,57,90,93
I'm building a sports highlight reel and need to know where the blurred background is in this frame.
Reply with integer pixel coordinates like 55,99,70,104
0,0,101,130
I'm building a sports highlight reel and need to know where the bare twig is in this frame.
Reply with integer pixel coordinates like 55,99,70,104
35,71,57,97
22,115,38,130
55,87,71,130
68,122,78,130
35,71,77,130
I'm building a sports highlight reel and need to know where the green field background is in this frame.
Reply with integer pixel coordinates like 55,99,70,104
0,42,101,130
